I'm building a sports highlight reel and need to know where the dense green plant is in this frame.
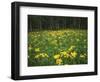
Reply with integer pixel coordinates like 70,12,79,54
28,29,87,66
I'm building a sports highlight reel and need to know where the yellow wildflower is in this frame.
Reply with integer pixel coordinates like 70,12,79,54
34,55,40,59
80,54,85,58
34,53,49,58
54,54,60,59
56,58,62,65
35,48,40,52
40,53,49,58
68,46,75,51
64,53,69,58
44,53,49,58
84,53,87,56
80,53,86,58
71,51,77,58
60,51,69,58
60,51,66,55
40,53,45,57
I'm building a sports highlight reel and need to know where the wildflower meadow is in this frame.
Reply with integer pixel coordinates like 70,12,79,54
28,15,88,66
28,29,87,66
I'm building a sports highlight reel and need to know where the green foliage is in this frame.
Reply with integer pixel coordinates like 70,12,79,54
28,29,87,66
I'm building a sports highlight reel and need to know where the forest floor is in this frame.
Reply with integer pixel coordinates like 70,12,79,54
28,29,88,66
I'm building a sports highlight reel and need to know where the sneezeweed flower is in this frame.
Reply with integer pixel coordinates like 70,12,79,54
34,35,37,37
60,51,66,55
54,54,60,59
34,53,49,59
63,53,69,58
71,51,77,58
40,53,45,57
80,53,87,58
50,33,55,37
60,51,69,58
35,48,40,52
80,54,85,58
34,54,40,59
44,53,49,58
40,53,49,58
38,34,40,36
68,46,75,51
56,58,63,65
84,53,87,56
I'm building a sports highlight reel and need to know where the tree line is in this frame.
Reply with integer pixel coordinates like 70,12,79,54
28,15,87,32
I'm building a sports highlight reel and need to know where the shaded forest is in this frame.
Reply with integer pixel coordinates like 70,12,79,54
28,15,87,32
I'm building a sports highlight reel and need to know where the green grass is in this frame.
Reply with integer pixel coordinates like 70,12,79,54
28,29,88,66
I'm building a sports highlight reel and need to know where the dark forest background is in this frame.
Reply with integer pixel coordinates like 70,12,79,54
28,15,87,32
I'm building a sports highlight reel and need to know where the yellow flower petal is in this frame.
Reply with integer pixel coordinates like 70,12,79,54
34,55,40,58
54,54,60,59
56,58,62,65
68,46,75,51
71,51,77,58
60,51,66,55
35,48,40,52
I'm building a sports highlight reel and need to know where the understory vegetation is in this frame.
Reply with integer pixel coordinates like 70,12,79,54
28,29,87,66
